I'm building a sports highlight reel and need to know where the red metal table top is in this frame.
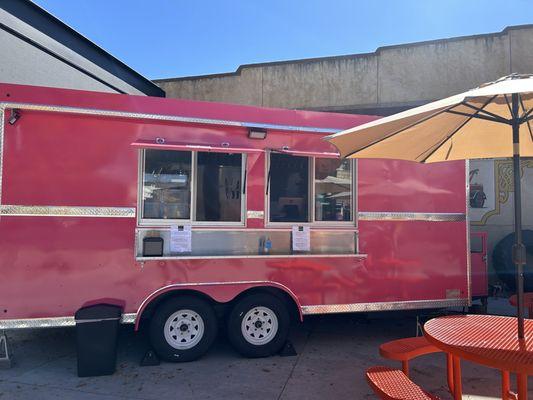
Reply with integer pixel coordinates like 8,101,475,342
424,315,533,374
509,293,533,306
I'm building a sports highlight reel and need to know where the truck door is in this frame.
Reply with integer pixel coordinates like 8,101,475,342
470,232,488,298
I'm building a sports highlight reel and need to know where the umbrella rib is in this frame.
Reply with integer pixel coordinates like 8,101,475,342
419,95,497,163
519,104,533,123
418,112,474,163
445,141,454,160
343,106,456,158
460,102,510,124
518,95,533,142
504,94,513,117
518,93,527,115
445,109,508,124
520,108,533,124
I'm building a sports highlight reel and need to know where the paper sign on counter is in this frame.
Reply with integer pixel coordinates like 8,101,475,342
170,225,192,253
292,225,310,252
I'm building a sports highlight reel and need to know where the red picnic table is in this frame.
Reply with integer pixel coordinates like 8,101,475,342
510,293,533,318
424,315,533,400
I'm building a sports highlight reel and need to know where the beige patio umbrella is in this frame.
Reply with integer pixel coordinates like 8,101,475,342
326,73,533,339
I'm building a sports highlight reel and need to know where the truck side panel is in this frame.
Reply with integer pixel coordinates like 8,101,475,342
0,84,469,326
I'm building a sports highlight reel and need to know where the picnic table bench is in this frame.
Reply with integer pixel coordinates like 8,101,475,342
379,336,440,377
366,366,441,400
367,336,443,399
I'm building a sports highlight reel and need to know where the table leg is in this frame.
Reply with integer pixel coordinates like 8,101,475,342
446,353,455,395
452,355,462,400
402,360,409,377
517,373,527,400
502,371,510,400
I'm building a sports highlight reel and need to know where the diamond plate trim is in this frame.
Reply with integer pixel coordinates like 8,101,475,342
0,109,4,205
301,298,468,315
0,103,339,134
358,212,466,222
0,317,75,330
247,210,265,219
0,205,135,218
0,313,137,330
465,160,472,305
121,313,136,324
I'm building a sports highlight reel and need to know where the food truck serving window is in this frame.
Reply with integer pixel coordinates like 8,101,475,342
143,150,192,220
314,159,352,222
269,153,309,222
141,149,244,223
196,152,242,222
268,153,354,224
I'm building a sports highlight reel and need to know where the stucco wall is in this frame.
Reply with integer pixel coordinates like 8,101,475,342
156,25,533,115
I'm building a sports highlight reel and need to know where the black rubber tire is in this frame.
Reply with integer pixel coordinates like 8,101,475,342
493,230,533,292
227,293,290,358
149,296,217,362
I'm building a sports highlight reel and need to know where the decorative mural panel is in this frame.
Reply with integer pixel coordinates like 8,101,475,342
470,159,533,226
469,160,495,225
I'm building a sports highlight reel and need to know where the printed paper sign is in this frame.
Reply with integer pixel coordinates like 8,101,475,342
170,225,192,253
292,225,310,252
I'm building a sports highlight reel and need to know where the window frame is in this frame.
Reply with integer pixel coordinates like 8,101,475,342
265,150,357,227
138,149,247,227
312,157,355,225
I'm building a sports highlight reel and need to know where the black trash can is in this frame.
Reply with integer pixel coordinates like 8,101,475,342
75,304,122,377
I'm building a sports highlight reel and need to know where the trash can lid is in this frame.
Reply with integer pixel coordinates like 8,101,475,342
75,304,122,322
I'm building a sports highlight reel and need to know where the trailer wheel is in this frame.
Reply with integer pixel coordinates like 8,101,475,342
227,293,289,358
149,296,217,362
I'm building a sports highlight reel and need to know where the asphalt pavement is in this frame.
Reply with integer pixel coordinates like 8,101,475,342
0,298,530,399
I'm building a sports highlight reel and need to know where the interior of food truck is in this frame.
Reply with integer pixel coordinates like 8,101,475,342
266,153,353,224
142,150,245,223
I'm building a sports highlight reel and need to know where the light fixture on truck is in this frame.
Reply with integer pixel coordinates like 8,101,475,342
248,128,267,140
8,109,20,125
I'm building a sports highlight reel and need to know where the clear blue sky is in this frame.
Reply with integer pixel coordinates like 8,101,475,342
33,0,533,80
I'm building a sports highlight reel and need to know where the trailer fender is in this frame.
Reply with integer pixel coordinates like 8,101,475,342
134,281,303,330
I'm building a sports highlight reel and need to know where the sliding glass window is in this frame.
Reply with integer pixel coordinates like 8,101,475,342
196,152,242,222
314,159,352,222
268,153,354,224
141,149,244,223
269,153,309,223
142,150,192,220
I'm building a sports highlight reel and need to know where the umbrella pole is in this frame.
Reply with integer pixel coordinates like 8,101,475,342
511,93,526,339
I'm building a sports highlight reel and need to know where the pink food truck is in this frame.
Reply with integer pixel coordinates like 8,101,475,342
0,83,474,362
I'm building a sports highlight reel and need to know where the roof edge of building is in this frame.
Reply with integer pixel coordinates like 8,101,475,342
2,0,165,97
